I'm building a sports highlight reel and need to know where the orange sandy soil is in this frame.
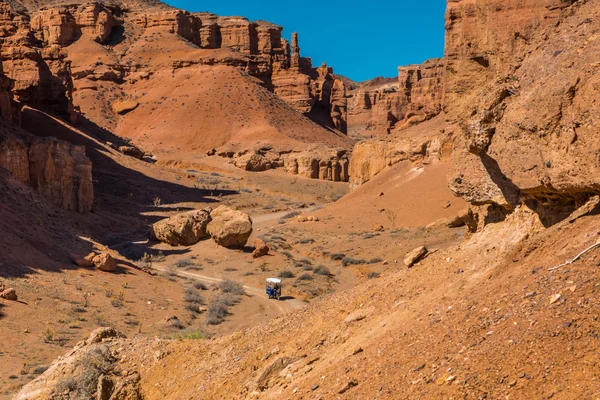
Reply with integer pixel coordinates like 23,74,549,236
107,195,600,399
0,108,351,398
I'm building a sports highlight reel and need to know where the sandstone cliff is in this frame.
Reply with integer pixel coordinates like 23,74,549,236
0,119,93,213
17,1,348,134
349,114,451,188
444,0,594,220
0,32,94,214
347,58,444,136
0,2,75,120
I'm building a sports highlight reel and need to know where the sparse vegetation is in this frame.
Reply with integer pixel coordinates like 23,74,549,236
385,209,398,229
192,281,208,290
64,345,115,398
313,266,331,276
32,366,49,375
110,291,125,308
297,273,314,281
172,329,207,340
278,211,301,224
206,295,231,325
42,328,54,344
162,264,178,281
295,258,313,268
219,279,245,295
342,257,366,267
279,270,295,278
175,258,195,268
184,287,205,314
330,253,345,261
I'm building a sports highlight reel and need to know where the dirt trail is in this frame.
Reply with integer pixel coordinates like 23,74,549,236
152,266,306,315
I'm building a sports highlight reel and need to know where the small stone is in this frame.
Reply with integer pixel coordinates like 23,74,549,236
311,384,319,391
338,379,358,394
404,246,428,267
508,380,517,387
252,238,269,258
0,288,18,301
352,347,363,355
413,364,425,372
549,293,562,304
372,224,384,232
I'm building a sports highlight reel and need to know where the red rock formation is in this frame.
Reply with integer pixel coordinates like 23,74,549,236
0,2,75,120
30,3,119,45
112,8,348,132
272,34,348,133
444,0,585,210
0,121,93,213
347,58,444,136
349,115,450,188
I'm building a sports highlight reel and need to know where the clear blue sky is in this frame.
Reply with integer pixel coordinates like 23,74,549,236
163,0,447,82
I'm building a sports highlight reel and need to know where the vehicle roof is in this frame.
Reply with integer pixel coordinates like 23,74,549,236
266,278,282,283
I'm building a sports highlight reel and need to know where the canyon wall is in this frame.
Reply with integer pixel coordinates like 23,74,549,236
0,2,347,134
0,125,94,213
123,8,347,132
0,7,94,213
0,2,76,121
444,0,594,215
347,58,444,135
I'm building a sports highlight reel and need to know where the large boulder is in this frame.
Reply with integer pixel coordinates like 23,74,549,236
151,209,212,246
118,145,144,159
70,252,96,267
234,152,272,172
207,206,253,248
92,253,117,272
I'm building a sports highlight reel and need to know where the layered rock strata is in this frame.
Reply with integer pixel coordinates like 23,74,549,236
223,145,350,182
0,121,93,213
347,58,444,135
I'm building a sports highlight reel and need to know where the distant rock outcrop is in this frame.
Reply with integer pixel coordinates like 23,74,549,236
347,58,444,135
349,115,451,188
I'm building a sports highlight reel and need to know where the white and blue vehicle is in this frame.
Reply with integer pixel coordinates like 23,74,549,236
266,278,282,300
